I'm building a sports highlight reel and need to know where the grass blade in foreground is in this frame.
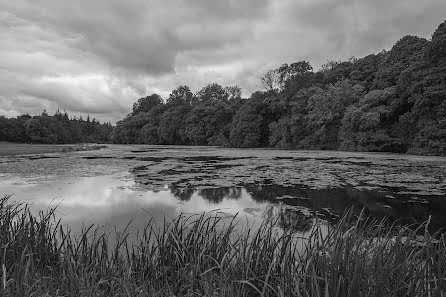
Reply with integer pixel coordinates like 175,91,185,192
0,196,444,296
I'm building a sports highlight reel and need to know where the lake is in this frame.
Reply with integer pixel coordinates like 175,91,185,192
1,145,445,235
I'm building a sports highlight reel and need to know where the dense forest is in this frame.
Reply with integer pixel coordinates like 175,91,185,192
0,110,113,144
113,20,446,156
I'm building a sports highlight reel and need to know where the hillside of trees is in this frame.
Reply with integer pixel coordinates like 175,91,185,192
113,21,442,155
0,111,113,144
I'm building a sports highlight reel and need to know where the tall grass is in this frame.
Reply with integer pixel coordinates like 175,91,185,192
0,195,444,296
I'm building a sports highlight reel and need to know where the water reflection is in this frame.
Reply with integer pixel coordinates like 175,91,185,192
0,173,271,237
169,182,446,232
245,183,446,230
1,169,445,236
198,187,242,203
169,183,194,201
264,205,314,233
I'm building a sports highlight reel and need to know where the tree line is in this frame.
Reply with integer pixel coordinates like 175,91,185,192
0,110,113,144
112,20,446,155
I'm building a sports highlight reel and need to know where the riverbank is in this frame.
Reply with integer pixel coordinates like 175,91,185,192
0,142,107,156
1,196,444,297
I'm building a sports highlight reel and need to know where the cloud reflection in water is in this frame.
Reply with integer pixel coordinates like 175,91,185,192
0,172,272,236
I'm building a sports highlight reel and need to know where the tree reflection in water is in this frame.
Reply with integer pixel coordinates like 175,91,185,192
198,187,242,203
169,183,194,201
137,175,446,232
264,204,314,233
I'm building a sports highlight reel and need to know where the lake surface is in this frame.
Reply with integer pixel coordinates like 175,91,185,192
1,145,446,234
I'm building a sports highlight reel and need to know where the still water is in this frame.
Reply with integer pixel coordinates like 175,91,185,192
1,145,446,234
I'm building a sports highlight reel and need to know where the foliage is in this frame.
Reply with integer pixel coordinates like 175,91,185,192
111,112,150,144
0,111,112,144
339,87,407,152
230,103,263,147
196,83,229,103
131,94,163,115
372,36,428,89
158,105,191,144
303,81,364,149
260,69,280,91
166,85,195,106
185,99,234,145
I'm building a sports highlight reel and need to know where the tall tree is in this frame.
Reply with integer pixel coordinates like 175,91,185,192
132,94,163,115
196,83,228,103
167,85,195,106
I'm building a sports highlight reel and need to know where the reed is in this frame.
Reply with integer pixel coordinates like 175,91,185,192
0,195,444,296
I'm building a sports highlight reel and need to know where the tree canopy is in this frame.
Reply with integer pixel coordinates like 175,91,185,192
0,111,113,144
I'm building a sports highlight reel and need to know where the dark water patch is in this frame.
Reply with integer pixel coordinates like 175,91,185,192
160,168,207,175
137,157,171,162
82,156,114,160
274,156,294,160
156,146,213,150
179,156,254,162
293,157,312,161
130,150,159,153
27,156,60,160
183,160,220,164
132,165,150,172
345,156,366,160
254,165,269,170
316,157,340,161
159,169,181,175
138,177,165,185
122,156,137,160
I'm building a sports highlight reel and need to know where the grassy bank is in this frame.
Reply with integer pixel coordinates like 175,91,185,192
0,142,107,156
0,196,444,296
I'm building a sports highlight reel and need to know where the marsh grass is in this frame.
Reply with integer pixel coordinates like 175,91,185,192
0,195,445,296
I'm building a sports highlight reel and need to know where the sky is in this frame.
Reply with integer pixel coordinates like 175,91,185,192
1,0,445,123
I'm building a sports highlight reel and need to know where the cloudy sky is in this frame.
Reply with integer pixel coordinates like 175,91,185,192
1,0,445,123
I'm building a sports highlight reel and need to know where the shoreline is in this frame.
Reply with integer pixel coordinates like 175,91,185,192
0,142,107,156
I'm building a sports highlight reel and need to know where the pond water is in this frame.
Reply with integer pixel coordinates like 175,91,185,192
1,145,445,235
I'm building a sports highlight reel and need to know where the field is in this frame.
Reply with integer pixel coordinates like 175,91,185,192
0,142,106,155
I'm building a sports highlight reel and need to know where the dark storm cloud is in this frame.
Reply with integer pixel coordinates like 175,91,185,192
0,0,445,122
2,0,269,74
281,0,446,60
